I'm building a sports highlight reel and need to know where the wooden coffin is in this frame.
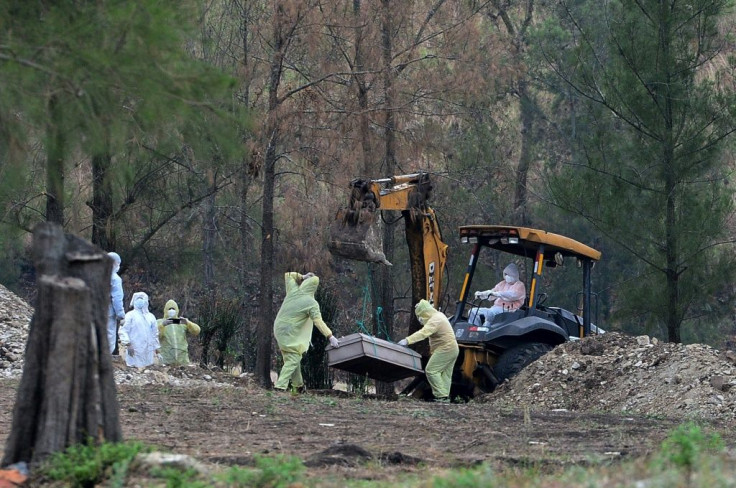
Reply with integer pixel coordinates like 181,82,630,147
326,333,424,382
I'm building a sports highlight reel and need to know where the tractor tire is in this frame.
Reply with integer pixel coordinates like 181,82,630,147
494,342,553,384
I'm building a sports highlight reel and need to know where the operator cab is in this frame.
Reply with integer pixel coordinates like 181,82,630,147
450,226,603,352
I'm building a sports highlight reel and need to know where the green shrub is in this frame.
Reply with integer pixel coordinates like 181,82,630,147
198,294,246,368
150,466,210,488
39,440,150,488
657,421,725,486
659,422,724,470
431,464,496,487
218,454,305,488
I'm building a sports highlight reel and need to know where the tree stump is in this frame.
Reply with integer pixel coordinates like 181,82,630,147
2,222,122,467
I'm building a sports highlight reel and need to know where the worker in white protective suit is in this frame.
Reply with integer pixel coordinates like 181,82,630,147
107,252,125,354
157,299,200,366
273,272,340,392
398,299,459,403
119,292,160,368
468,262,526,328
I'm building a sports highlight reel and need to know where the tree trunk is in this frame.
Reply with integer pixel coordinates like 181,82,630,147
257,131,277,387
513,80,534,226
2,222,121,467
257,141,277,386
91,150,114,250
238,3,253,289
353,0,372,176
664,140,681,343
255,2,286,388
353,0,382,349
202,170,217,290
404,213,430,357
374,0,396,397
45,95,65,225
239,164,252,289
90,146,118,355
660,3,681,344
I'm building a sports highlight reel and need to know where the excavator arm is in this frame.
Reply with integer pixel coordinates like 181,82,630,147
328,172,448,307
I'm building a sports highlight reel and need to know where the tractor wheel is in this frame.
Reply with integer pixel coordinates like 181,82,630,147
494,342,553,384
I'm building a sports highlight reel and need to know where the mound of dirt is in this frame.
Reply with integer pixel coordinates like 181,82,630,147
485,332,736,421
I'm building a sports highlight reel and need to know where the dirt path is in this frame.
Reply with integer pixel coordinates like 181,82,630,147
4,378,730,481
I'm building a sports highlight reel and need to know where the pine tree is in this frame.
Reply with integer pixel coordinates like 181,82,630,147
0,0,243,244
538,0,736,342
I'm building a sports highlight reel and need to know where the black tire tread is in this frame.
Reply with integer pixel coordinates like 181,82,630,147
494,342,553,384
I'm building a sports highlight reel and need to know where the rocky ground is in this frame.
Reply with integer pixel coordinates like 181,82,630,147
0,284,32,380
2,283,736,485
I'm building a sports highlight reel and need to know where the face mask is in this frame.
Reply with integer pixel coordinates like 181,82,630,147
504,274,515,284
134,298,146,310
167,309,176,318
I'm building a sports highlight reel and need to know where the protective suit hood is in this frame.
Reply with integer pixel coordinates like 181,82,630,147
503,263,519,282
108,252,121,274
299,276,319,295
130,292,150,313
415,299,435,324
163,299,180,318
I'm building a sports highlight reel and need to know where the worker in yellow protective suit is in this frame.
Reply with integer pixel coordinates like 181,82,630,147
398,299,459,403
273,272,340,392
157,299,201,366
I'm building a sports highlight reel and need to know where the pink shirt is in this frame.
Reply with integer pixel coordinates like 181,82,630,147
491,280,526,311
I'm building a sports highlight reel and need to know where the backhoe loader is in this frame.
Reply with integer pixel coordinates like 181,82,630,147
328,173,602,400
444,225,602,399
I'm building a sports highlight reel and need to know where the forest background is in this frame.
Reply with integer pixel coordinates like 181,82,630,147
1,0,736,388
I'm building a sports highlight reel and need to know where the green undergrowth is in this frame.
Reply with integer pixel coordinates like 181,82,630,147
37,440,152,488
33,422,732,487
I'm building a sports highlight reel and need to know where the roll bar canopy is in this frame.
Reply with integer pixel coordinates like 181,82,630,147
458,225,601,262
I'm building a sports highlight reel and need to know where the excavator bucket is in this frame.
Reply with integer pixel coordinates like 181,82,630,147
328,207,392,266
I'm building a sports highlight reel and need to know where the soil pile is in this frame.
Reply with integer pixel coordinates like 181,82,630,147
486,332,736,421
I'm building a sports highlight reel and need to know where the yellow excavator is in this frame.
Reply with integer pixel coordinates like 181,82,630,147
329,172,602,400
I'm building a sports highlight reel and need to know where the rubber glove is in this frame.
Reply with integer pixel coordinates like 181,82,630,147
329,336,340,348
474,290,490,300
398,338,409,347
